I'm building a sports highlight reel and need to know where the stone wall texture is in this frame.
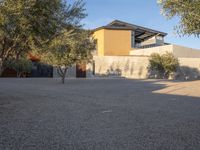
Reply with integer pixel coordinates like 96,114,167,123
93,56,150,79
93,56,200,80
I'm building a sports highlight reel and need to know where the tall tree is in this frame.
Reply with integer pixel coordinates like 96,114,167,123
158,0,200,37
40,29,95,84
0,0,86,76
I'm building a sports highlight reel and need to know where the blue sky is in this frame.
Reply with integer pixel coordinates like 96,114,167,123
79,0,200,49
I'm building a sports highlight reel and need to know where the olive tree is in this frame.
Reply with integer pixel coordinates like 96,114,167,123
149,52,179,79
0,0,86,76
40,29,95,84
158,0,200,37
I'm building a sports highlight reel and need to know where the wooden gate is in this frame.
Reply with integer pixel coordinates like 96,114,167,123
76,63,86,78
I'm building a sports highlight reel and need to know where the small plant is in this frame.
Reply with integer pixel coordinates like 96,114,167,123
149,52,179,79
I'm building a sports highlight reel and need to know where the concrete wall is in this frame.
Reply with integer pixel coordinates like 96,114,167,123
53,56,200,80
93,56,200,80
178,58,200,79
173,45,200,58
93,56,149,79
130,45,173,56
53,65,76,78
130,44,200,58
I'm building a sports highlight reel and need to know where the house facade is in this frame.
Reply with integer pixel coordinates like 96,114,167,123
93,20,200,58
93,20,166,56
54,20,200,79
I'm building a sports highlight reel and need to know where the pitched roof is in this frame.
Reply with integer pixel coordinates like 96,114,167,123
93,20,167,42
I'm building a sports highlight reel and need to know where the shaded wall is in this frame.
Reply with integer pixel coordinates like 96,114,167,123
93,56,149,79
93,56,200,79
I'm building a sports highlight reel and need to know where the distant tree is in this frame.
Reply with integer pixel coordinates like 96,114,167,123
158,0,200,37
0,0,86,76
40,30,95,84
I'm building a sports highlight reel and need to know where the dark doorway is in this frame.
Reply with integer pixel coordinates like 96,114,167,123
76,63,86,78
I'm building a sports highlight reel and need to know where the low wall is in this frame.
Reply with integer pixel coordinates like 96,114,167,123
173,45,200,58
178,58,200,79
53,64,94,78
53,65,76,78
93,56,200,80
93,56,149,79
130,45,173,56
130,44,200,58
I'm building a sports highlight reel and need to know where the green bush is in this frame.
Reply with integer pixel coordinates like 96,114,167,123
4,58,32,77
149,52,179,79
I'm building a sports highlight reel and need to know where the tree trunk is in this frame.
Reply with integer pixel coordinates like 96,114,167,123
0,60,4,77
17,72,21,78
57,66,68,84
0,68,3,77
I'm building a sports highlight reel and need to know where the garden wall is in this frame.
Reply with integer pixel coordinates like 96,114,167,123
93,56,200,80
93,56,149,79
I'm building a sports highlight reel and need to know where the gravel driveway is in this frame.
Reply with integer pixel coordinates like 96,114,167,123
0,78,200,150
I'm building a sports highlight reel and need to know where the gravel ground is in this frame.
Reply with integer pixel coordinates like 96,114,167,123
0,78,200,150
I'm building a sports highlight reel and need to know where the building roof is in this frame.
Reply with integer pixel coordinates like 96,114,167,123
93,20,167,42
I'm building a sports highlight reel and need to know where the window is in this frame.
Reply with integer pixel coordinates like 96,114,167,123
156,35,163,41
131,31,135,48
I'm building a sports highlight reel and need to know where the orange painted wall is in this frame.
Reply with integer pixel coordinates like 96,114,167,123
104,29,132,56
93,29,132,56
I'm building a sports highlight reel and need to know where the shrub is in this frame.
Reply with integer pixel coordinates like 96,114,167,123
149,52,179,79
4,58,32,77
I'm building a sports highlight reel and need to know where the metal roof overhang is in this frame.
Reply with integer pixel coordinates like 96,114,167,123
93,20,167,42
134,29,159,42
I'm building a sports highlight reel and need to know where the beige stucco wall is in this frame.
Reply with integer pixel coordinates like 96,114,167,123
130,44,200,58
93,56,149,79
130,45,173,56
53,56,200,80
173,45,200,58
93,56,200,79
141,36,157,46
178,58,200,79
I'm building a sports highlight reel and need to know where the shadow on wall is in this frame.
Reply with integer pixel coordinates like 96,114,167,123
94,64,200,81
106,67,122,77
176,66,200,80
148,66,200,81
94,59,147,78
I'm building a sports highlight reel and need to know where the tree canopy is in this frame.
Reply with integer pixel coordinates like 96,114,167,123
40,29,95,83
0,0,94,82
158,0,200,37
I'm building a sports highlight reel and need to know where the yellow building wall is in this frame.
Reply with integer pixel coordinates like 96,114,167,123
93,29,132,56
93,29,105,56
104,29,132,56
